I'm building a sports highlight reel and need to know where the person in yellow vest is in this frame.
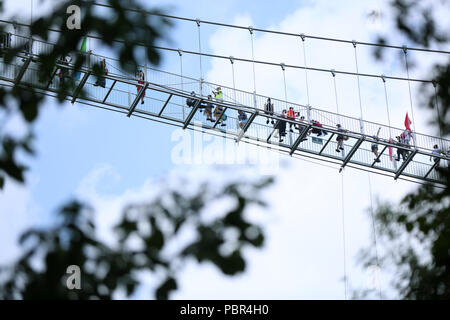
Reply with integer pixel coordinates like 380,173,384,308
213,87,226,126
213,87,223,101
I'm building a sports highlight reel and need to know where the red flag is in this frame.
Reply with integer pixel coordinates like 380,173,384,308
404,112,412,131
388,138,393,161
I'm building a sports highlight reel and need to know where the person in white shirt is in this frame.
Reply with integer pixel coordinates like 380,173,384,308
430,144,442,165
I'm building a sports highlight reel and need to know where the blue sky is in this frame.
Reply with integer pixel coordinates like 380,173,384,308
2,0,449,299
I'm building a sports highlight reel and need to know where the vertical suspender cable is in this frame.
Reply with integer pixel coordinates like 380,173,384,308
196,19,203,96
335,68,347,299
382,76,393,140
403,47,417,146
367,174,383,300
249,26,257,108
300,34,311,107
353,41,365,134
341,173,348,300
281,63,288,109
331,70,341,123
178,49,185,120
432,81,444,148
230,56,237,105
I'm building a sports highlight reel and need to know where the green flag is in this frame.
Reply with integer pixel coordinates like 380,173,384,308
80,36,87,52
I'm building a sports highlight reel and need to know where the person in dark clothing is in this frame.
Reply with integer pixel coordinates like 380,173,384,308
0,32,12,51
395,136,408,161
186,91,198,108
94,59,108,88
274,110,287,143
264,98,275,125
57,55,72,87
204,95,214,122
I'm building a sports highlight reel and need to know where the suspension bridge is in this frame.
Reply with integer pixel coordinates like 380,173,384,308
1,12,449,187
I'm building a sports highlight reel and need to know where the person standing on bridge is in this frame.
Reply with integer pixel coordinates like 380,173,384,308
57,54,72,87
135,70,146,105
395,136,408,161
264,98,275,125
186,91,198,108
204,95,214,122
213,87,223,103
238,110,248,129
94,58,108,88
371,127,382,163
335,124,348,153
274,110,287,143
430,144,442,165
287,107,297,132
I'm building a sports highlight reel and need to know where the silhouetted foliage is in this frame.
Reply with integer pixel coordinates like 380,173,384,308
0,177,273,299
0,0,171,188
0,0,274,300
359,0,450,299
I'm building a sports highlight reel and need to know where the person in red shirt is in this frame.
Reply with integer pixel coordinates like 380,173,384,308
287,107,297,132
136,69,145,105
310,120,327,137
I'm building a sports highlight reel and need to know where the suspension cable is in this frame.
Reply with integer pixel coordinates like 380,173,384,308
341,173,348,300
353,41,365,133
367,173,383,300
90,2,450,56
300,34,311,107
403,47,417,147
0,19,436,85
196,19,203,96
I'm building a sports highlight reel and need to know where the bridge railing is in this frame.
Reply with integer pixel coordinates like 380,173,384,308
2,33,449,177
7,32,447,153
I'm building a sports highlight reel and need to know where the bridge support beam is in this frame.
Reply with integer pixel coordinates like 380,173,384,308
102,79,117,103
236,111,258,143
394,149,418,180
319,132,335,155
424,159,440,179
46,68,58,89
158,94,173,116
340,137,365,170
183,99,202,129
213,106,228,128
14,57,32,85
371,145,388,167
71,71,91,104
127,82,148,117
290,125,311,155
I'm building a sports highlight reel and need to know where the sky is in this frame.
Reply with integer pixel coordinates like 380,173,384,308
1,0,449,299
